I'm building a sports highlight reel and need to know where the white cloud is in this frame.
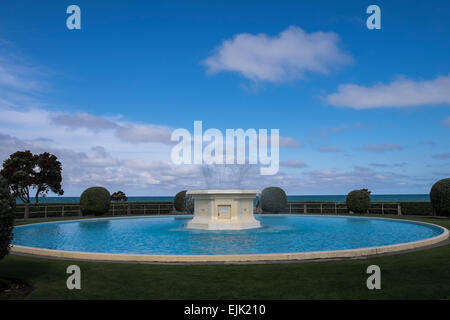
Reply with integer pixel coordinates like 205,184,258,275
254,135,302,148
419,141,436,146
204,26,352,82
0,48,49,116
280,160,307,168
116,124,173,143
318,146,342,153
51,113,119,131
0,128,202,195
274,165,417,194
361,143,402,153
0,58,43,92
433,153,450,159
50,111,173,144
0,107,169,156
0,107,51,127
327,75,450,109
279,136,303,148
369,162,407,168
315,123,373,138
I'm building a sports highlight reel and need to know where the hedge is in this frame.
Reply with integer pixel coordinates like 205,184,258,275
399,202,433,216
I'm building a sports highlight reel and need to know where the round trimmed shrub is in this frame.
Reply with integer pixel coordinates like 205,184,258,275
185,193,194,214
80,186,110,216
260,187,287,213
430,178,450,216
174,190,187,212
0,176,15,260
346,189,371,214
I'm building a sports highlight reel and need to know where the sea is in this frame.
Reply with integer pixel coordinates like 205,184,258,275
18,194,430,204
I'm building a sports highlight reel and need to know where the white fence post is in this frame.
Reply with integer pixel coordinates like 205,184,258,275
397,203,402,216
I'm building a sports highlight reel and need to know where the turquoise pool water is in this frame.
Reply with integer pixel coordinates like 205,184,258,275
12,215,444,255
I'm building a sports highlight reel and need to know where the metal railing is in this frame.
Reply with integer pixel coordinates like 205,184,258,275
278,202,402,215
15,201,427,220
15,202,175,219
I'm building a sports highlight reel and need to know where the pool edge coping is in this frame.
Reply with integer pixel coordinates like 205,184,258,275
10,215,450,263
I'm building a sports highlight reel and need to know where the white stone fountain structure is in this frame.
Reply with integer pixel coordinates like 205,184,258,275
186,189,261,230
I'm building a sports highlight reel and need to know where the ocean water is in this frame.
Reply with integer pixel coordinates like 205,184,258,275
18,194,430,204
288,194,430,202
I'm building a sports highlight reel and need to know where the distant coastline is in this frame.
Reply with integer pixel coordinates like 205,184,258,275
17,194,430,204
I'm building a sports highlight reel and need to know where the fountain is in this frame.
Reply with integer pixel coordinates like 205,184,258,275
186,189,261,230
11,163,449,262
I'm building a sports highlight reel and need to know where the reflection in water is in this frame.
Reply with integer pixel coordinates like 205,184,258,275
183,231,261,255
13,223,63,250
345,218,371,224
77,220,111,230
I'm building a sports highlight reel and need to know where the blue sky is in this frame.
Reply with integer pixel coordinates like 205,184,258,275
0,0,449,196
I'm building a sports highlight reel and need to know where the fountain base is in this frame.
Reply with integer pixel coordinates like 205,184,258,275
186,189,261,230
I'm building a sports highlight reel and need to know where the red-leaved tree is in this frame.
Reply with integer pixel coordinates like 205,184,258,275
111,190,128,202
1,150,64,203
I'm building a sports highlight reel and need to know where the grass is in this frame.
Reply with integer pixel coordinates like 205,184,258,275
1,215,449,299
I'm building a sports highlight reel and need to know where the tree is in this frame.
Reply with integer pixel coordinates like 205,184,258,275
33,152,64,203
111,190,128,202
1,150,64,203
1,151,35,203
0,176,15,260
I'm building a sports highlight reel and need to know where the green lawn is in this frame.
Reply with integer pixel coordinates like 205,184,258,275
1,215,449,299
